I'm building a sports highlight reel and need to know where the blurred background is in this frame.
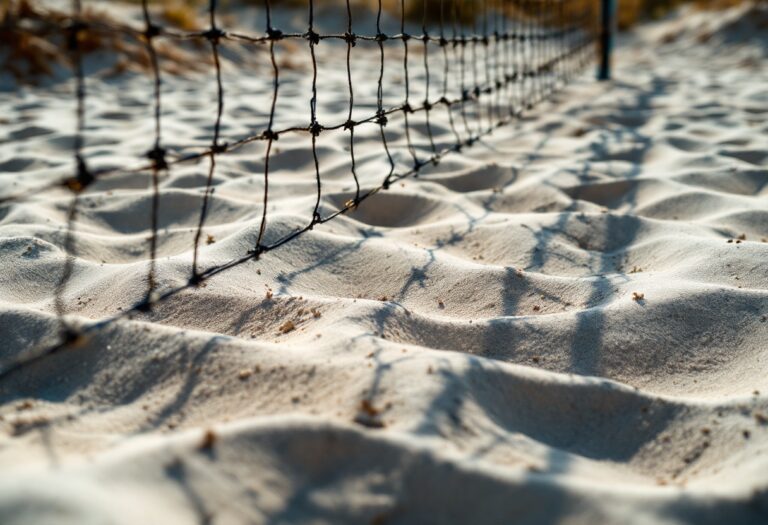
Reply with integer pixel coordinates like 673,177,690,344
4,0,765,31
140,0,768,30
1,0,764,86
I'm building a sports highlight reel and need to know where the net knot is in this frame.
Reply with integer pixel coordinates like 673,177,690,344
421,32,430,43
438,96,450,106
375,112,388,126
481,36,489,46
144,23,163,40
147,146,168,170
309,121,323,136
263,129,279,141
62,327,84,346
438,37,448,47
211,142,228,154
423,100,432,111
375,33,388,42
403,103,414,114
343,32,357,46
202,28,226,44
401,33,411,42
267,27,283,40
305,30,320,45
343,119,356,131
136,300,153,313
63,155,94,193
66,21,87,51
249,244,265,258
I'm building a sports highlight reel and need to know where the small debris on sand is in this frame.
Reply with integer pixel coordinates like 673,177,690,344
9,415,50,436
632,292,645,302
354,399,386,429
16,400,34,411
278,320,296,334
199,429,217,450
359,399,381,417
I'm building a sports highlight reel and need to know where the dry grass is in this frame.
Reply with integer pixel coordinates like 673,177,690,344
149,0,765,30
0,0,205,84
619,0,765,29
160,1,201,31
1,0,762,84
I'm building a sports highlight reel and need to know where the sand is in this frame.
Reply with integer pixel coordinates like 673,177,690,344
0,2,767,524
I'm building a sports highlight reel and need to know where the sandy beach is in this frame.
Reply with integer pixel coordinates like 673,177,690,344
0,1,767,523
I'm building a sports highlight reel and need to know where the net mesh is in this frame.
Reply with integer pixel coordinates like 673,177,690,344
0,0,597,377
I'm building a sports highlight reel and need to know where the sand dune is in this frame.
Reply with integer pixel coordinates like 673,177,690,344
1,2,767,524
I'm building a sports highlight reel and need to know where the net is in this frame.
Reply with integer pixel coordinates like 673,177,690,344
0,0,597,377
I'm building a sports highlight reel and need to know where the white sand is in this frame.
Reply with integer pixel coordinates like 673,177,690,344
0,3,767,523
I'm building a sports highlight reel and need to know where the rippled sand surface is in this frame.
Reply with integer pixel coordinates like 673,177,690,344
0,3,767,524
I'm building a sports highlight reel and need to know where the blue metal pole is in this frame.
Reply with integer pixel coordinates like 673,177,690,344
598,0,616,81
